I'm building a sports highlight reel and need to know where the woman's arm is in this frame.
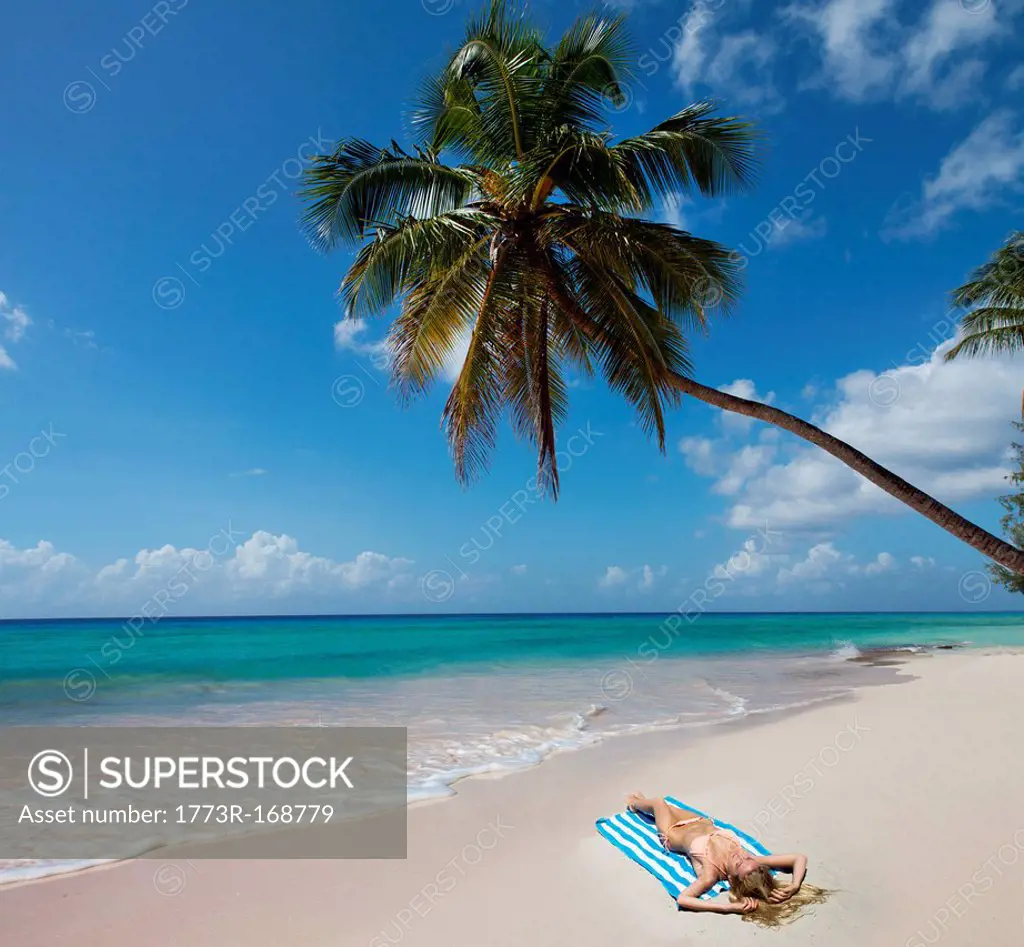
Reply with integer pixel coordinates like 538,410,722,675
675,875,757,915
757,853,808,901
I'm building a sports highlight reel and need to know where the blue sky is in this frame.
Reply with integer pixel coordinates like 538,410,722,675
1,0,1023,617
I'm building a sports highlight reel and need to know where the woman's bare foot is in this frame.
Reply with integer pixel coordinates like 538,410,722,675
626,791,647,812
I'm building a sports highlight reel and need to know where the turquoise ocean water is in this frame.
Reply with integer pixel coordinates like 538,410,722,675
2,611,1023,884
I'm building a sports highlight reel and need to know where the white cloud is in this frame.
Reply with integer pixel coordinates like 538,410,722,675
899,0,997,104
769,214,828,248
0,290,32,370
510,564,527,575
1008,64,1024,90
0,530,415,618
910,555,936,569
689,336,1021,532
639,564,668,592
599,565,629,588
334,318,391,368
706,32,783,112
862,551,895,575
784,0,897,101
230,468,267,477
673,20,784,113
338,315,468,383
883,111,1024,240
672,9,709,93
679,436,720,476
598,563,666,592
777,541,849,584
695,534,911,596
785,0,1018,108
778,544,901,585
713,444,777,496
776,543,897,586
712,535,783,581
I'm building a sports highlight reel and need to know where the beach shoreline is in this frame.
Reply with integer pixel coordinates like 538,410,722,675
3,648,1024,946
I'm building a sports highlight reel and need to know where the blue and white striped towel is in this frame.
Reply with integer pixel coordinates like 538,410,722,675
595,797,770,901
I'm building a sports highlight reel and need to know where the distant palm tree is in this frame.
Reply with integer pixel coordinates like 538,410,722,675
945,231,1024,417
945,232,1024,362
301,0,1024,574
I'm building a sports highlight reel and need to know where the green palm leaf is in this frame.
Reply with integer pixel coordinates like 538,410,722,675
947,232,1024,362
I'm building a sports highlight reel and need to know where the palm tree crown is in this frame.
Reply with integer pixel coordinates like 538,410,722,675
301,0,759,497
945,231,1024,361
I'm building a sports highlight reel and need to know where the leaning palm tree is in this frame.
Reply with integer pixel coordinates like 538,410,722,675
945,232,1024,362
301,0,1024,573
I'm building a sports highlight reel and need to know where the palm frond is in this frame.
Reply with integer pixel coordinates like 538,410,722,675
501,270,568,497
300,140,480,250
611,101,761,203
543,207,741,331
389,235,492,395
341,209,498,318
565,256,687,449
442,240,521,485
945,323,1024,360
540,12,632,133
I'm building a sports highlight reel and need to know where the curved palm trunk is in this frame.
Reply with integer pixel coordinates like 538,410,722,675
672,374,1024,575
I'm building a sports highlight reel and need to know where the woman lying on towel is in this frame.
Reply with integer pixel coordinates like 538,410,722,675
627,793,826,924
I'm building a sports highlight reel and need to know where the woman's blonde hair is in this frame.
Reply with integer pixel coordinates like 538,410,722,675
729,867,830,928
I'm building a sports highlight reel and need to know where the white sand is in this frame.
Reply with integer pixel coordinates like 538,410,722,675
3,651,1023,946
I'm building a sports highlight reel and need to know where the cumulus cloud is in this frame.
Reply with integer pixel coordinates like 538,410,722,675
777,541,849,584
598,563,667,592
0,529,415,618
883,111,1024,240
599,565,629,588
693,532,907,596
711,533,785,581
684,335,1021,533
862,551,896,575
777,543,896,585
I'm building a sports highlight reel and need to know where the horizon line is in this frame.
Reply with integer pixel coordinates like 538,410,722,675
2,609,1023,625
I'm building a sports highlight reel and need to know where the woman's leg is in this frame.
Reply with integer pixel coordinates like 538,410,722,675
626,793,702,837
